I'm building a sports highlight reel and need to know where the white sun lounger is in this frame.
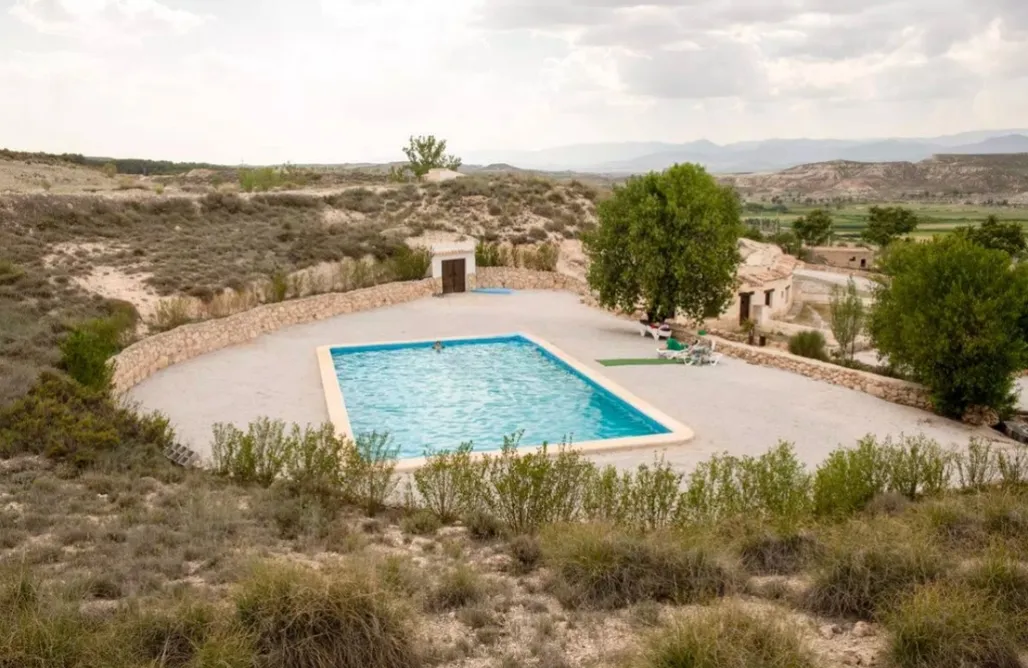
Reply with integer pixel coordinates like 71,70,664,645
640,323,672,341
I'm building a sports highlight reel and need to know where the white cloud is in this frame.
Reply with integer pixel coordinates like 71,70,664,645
0,0,1025,162
9,0,211,45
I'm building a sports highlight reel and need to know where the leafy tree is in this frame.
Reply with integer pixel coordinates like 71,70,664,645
868,235,1028,418
956,215,1027,258
862,206,919,246
401,135,462,178
829,278,866,360
792,209,833,246
583,163,743,323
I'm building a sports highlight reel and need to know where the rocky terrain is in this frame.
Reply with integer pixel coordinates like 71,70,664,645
720,154,1028,203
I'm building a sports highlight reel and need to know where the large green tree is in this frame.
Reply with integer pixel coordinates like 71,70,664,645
583,163,743,323
401,135,461,178
956,215,1027,258
792,209,833,247
869,235,1028,418
862,206,919,247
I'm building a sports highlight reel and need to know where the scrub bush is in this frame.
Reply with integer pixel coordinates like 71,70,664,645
541,523,737,609
885,583,1020,668
235,560,419,668
635,604,815,668
0,372,175,471
806,524,945,619
787,330,828,361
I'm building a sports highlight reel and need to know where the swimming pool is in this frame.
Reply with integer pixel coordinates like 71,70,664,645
317,333,688,461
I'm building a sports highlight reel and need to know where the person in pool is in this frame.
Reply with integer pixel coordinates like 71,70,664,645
432,340,444,352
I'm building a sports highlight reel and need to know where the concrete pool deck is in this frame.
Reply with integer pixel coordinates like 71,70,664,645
128,290,997,472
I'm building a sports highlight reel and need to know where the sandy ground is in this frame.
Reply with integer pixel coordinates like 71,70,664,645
128,291,997,469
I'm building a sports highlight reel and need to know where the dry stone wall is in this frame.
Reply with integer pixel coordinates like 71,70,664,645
111,268,594,394
112,278,441,392
112,265,932,417
475,267,592,299
708,335,933,411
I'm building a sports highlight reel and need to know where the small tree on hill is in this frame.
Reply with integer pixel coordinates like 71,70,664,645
868,235,1028,418
956,215,1027,259
862,206,919,247
829,278,865,361
401,135,462,179
583,163,743,324
792,209,833,247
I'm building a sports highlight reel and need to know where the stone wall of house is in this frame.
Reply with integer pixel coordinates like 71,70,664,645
672,326,932,411
111,278,443,393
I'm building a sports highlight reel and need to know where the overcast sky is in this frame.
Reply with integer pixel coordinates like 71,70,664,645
2,0,1027,163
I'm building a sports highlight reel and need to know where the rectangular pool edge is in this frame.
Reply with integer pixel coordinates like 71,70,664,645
315,331,694,466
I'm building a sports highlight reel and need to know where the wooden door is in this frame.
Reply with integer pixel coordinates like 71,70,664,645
441,259,466,294
739,292,752,325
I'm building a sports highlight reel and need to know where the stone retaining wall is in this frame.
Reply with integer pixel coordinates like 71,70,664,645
111,268,596,394
112,265,932,416
703,333,932,411
475,267,593,299
112,278,442,392
797,261,882,281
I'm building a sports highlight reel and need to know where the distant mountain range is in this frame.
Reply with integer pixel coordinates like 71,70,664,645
464,129,1028,175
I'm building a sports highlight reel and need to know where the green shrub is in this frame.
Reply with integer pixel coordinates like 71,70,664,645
411,442,478,522
426,564,486,611
282,423,347,499
238,167,282,193
211,418,290,486
59,315,132,390
955,437,997,491
475,242,503,267
150,297,194,333
995,443,1028,486
522,242,559,271
0,372,175,471
886,434,951,500
235,560,419,668
581,465,634,527
806,525,945,619
634,604,815,668
885,583,1020,668
400,510,442,536
472,432,593,534
813,435,890,516
582,458,686,530
541,523,737,609
682,442,810,525
787,330,828,361
388,246,431,281
345,432,399,514
265,269,289,303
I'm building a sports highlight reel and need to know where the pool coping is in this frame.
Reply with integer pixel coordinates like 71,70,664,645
315,331,694,472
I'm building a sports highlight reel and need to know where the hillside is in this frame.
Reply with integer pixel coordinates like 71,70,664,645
0,157,599,405
719,154,1028,202
466,129,1028,173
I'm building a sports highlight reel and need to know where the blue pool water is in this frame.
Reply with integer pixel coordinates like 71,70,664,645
330,335,670,458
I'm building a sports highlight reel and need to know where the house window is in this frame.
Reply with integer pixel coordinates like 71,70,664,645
764,289,774,307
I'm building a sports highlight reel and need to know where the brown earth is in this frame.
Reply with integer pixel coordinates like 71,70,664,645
719,153,1028,201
